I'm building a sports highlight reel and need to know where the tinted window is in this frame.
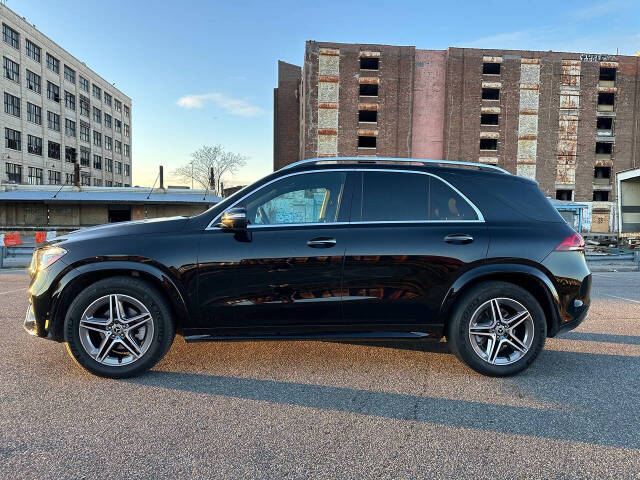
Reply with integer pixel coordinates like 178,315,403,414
361,172,478,222
245,172,346,226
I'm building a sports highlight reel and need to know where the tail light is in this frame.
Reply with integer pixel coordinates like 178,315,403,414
555,233,585,251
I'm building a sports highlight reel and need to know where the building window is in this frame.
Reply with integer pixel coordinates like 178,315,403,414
27,134,43,156
124,164,130,177
597,117,613,135
114,119,122,133
595,142,613,155
48,141,61,159
556,189,573,201
599,67,616,83
93,178,103,186
92,84,101,100
3,56,20,82
64,146,77,163
105,136,112,150
47,81,60,102
47,111,61,131
2,24,19,49
79,75,89,92
104,113,112,128
81,172,91,186
124,144,130,157
27,102,42,124
4,92,20,117
65,173,74,185
124,124,130,137
80,121,90,142
79,94,90,117
48,170,61,185
594,166,611,180
358,109,377,122
5,163,22,183
28,167,43,185
5,128,21,150
93,154,102,170
93,131,102,147
480,113,499,125
115,161,122,175
483,62,501,75
359,83,378,96
593,191,609,201
80,146,90,166
597,92,615,111
360,57,379,70
105,158,113,172
25,39,41,62
26,69,41,93
46,53,59,73
64,91,76,111
114,140,122,154
480,138,498,150
358,136,376,148
114,99,122,112
105,180,113,187
63,65,75,84
124,105,130,117
65,118,76,137
93,106,102,123
115,182,123,187
482,88,500,100
104,92,112,106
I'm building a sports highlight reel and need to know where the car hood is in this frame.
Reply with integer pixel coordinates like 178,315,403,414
49,216,190,245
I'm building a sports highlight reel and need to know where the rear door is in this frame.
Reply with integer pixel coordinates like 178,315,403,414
340,170,489,332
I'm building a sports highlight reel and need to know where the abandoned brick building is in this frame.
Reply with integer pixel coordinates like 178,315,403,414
273,41,640,233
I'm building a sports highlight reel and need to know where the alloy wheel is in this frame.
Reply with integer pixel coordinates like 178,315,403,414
78,294,155,366
468,297,534,365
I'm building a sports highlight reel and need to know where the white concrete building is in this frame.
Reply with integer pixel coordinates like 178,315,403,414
1,3,132,187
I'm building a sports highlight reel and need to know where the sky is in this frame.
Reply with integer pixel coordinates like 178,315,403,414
10,0,640,188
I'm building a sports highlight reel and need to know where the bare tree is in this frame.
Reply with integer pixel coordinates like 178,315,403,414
173,145,247,195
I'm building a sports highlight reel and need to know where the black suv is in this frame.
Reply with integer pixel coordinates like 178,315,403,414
25,158,591,378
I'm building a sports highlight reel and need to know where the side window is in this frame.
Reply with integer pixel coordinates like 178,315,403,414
360,171,478,221
244,172,346,226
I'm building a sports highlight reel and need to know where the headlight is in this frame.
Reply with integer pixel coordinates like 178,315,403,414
30,246,67,274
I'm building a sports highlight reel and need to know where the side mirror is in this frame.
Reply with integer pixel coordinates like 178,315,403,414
218,207,248,230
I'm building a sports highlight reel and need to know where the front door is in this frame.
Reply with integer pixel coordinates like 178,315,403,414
341,170,489,333
197,170,353,335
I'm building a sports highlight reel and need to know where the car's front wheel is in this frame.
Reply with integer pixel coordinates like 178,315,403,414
446,281,547,376
64,276,175,378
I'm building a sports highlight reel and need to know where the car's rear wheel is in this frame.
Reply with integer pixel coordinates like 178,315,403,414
64,276,175,378
446,281,547,376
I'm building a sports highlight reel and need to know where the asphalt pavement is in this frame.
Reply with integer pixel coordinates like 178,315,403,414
0,270,638,479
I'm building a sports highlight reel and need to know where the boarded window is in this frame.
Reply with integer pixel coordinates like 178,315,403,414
480,113,499,125
482,88,500,100
360,57,379,70
359,83,378,96
480,138,497,150
483,63,500,74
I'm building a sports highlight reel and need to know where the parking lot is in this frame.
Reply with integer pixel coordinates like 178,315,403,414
0,270,638,479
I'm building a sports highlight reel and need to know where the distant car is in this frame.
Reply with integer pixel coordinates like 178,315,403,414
25,158,591,378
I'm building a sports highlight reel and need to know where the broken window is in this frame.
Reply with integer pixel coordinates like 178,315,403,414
595,142,613,154
358,109,377,122
555,190,573,201
596,117,613,134
480,113,499,125
358,136,376,148
593,191,609,201
479,138,497,150
483,63,500,75
360,57,379,70
599,68,616,82
359,83,378,96
482,88,500,100
594,166,611,179
597,92,614,111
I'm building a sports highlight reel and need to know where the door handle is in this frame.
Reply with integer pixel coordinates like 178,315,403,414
444,234,474,244
307,237,337,248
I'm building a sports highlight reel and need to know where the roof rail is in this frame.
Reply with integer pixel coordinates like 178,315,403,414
280,157,510,174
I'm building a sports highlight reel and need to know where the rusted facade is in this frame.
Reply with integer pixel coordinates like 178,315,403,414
274,43,640,233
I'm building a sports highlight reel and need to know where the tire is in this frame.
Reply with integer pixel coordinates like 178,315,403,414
446,281,547,376
64,276,175,378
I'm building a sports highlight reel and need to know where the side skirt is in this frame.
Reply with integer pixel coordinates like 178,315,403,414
184,330,439,343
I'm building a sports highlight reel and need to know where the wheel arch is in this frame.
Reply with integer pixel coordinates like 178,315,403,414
440,264,561,337
49,261,191,342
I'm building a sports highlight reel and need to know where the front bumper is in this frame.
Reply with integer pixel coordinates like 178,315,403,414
24,303,38,336
554,303,589,336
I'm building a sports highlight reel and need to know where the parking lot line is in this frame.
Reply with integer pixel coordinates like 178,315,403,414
0,288,26,295
602,293,640,304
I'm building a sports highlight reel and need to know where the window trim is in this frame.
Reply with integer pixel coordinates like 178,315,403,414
205,168,485,230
